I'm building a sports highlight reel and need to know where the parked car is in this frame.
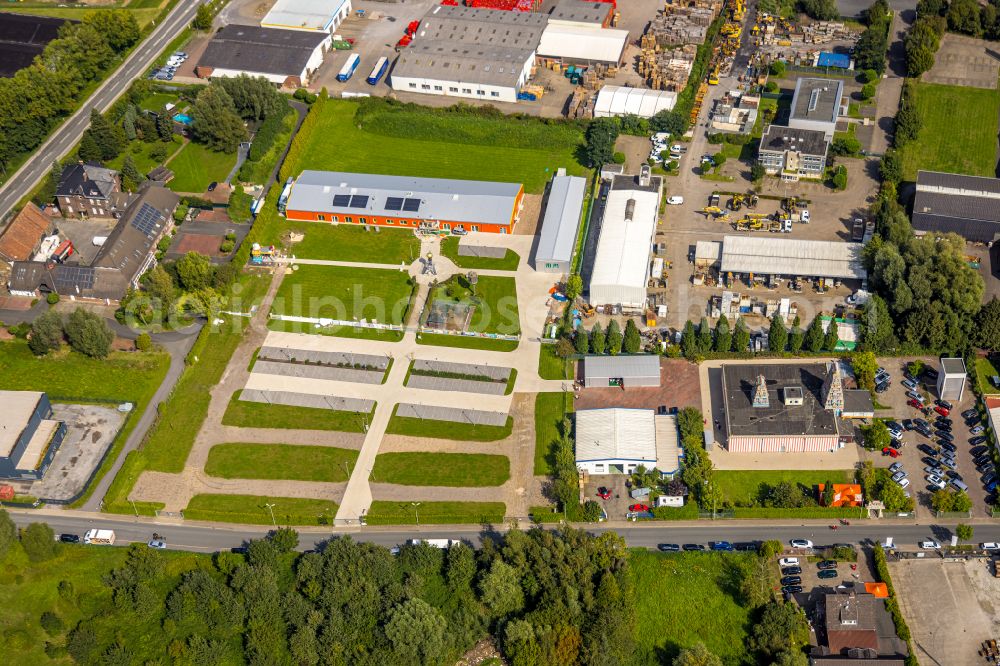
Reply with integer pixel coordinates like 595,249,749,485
59,534,80,544
937,431,954,443
906,390,923,402
666,195,684,205
923,368,939,381
597,487,612,500
902,379,917,391
924,465,944,476
907,398,923,410
971,425,985,435
782,585,803,593
782,566,802,575
920,540,941,549
934,405,950,417
926,474,947,490
710,541,734,551
982,471,997,485
733,541,761,552
683,544,705,551
897,477,910,489
962,408,979,420
882,447,900,458
818,569,839,579
779,557,799,567
657,543,681,552
935,399,953,411
147,539,167,550
817,559,838,570
970,436,987,446
207,181,218,192
875,381,889,393
629,504,650,513
889,462,904,473
780,576,802,586
935,421,952,432
891,471,908,483
918,443,937,456
789,539,814,549
901,419,914,431
939,441,957,452
981,542,1000,550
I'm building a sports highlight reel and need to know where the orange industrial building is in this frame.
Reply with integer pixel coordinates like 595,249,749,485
284,170,525,234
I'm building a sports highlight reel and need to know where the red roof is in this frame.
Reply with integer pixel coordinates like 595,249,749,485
0,203,51,262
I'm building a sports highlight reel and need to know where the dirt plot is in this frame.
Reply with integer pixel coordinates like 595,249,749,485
923,34,1000,90
891,558,1000,665
574,358,702,412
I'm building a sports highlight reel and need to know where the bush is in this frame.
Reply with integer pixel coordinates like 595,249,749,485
40,612,63,636
220,240,235,253
861,68,880,84
46,292,59,305
135,333,152,352
612,151,626,164
769,60,786,77
764,81,779,93
861,82,877,100
64,308,113,359
751,163,766,182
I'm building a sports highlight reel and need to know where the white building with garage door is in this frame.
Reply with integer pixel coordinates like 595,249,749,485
583,355,661,388
534,171,587,273
575,408,681,476
261,0,352,34
593,86,678,119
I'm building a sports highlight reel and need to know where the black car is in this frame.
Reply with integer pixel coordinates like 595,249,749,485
902,419,915,431
924,368,939,381
780,576,802,586
935,421,952,432
918,444,937,456
782,566,802,575
970,436,987,446
682,543,705,551
922,455,939,466
972,445,990,456
657,543,681,552
983,472,998,485
59,534,80,544
940,441,957,453
782,585,803,594
963,408,979,420
946,470,963,481
207,181,218,192
978,463,995,475
817,559,838,570
936,399,954,410
915,426,932,438
733,541,761,552
915,418,930,429
936,430,955,442
875,381,889,393
974,453,992,464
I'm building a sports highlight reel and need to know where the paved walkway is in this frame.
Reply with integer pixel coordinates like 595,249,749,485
129,233,571,522
869,10,911,156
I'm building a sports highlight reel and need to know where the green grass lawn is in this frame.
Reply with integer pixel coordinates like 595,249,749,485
16,5,162,26
109,136,183,176
284,99,586,194
184,494,339,525
271,264,416,327
978,358,1000,394
370,452,510,487
714,469,854,506
899,82,1000,181
222,390,372,432
630,550,755,665
283,222,422,264
425,275,519,335
137,92,180,113
204,443,359,482
166,141,237,194
365,501,506,525
439,236,520,270
534,391,572,476
416,333,519,352
538,344,574,380
386,406,513,442
0,340,169,507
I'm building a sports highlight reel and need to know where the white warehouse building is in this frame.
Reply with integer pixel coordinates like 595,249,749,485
593,86,678,119
587,168,662,310
534,171,587,273
261,0,352,34
575,408,681,476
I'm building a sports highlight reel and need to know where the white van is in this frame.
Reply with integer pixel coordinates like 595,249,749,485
83,529,116,545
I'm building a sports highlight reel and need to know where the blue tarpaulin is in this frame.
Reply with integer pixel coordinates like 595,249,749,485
817,52,851,69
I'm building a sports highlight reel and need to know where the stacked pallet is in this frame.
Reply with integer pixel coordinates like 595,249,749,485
647,7,715,46
638,43,697,90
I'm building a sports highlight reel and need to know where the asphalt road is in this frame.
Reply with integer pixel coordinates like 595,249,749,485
11,510,1000,553
836,0,915,17
0,0,203,221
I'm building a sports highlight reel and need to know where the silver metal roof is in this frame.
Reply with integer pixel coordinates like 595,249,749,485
575,408,657,463
286,170,522,227
720,235,866,280
535,174,586,265
584,354,661,379
790,77,842,125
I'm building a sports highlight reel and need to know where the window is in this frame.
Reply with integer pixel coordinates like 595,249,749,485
470,225,479,232
490,91,499,97
594,464,605,472
462,88,472,93
476,90,485,95
331,216,339,223
434,85,442,91
318,214,326,221
345,216,353,223
421,84,431,90
449,86,458,92
359,217,367,224
408,83,416,89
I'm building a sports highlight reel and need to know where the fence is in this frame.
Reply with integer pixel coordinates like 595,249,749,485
269,313,404,332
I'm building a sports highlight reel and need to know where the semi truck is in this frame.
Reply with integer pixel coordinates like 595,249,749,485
83,529,116,545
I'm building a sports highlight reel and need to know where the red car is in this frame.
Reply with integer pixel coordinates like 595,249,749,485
907,398,923,410
934,405,950,417
597,487,612,500
882,447,900,458
629,504,651,512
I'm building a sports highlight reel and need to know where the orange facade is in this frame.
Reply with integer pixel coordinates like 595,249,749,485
286,187,524,234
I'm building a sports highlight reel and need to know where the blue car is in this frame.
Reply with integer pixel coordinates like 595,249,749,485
710,541,734,551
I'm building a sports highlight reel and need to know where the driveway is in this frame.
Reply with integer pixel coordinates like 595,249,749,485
869,10,912,155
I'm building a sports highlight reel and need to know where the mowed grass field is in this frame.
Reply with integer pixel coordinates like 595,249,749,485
167,141,237,194
370,452,510,487
283,222,422,264
899,82,1000,181
271,264,415,325
713,469,854,505
204,443,360,482
426,275,520,335
365,501,506,525
630,550,755,666
286,100,587,193
184,494,340,525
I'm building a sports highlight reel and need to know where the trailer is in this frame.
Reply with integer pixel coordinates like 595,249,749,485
408,538,457,549
83,529,116,545
367,56,389,85
337,54,361,82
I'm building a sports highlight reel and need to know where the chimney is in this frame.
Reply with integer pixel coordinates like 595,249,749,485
639,163,651,187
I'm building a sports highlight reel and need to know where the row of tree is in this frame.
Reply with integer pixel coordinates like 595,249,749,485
572,319,642,355
583,109,687,168
679,312,841,359
854,0,892,75
192,76,288,154
920,0,1000,41
906,2,948,76
0,11,141,173
28,307,114,359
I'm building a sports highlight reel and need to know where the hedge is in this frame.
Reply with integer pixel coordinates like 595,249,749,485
873,544,919,664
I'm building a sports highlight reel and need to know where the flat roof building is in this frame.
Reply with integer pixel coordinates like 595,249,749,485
195,25,330,87
587,169,662,309
758,125,829,181
261,0,352,34
911,170,1000,242
937,357,967,401
594,86,678,118
536,24,629,66
390,5,545,104
789,77,843,141
720,235,866,281
0,391,66,480
575,408,680,476
583,354,661,388
722,362,843,453
547,0,615,28
285,170,525,234
534,172,587,273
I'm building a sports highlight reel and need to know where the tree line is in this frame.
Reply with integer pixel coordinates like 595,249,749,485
0,11,140,176
679,312,840,359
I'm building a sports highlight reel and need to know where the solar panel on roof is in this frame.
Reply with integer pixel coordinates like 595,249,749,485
131,203,163,239
331,194,351,207
349,195,369,208
402,198,421,212
385,196,404,211
55,266,95,291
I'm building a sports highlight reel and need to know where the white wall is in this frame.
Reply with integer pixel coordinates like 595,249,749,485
576,459,649,475
390,75,519,104
209,67,297,86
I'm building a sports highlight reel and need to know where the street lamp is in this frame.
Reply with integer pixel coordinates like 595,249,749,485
264,502,277,527
342,460,352,479
411,502,421,526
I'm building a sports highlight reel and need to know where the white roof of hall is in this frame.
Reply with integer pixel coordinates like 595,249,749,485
719,235,866,279
261,0,351,31
575,408,657,463
286,170,522,227
537,24,629,64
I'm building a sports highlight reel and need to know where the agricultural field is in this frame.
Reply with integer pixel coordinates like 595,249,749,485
204,443,359,482
899,82,1000,181
285,99,588,194
281,222,421,264
166,141,237,194
370,452,510,487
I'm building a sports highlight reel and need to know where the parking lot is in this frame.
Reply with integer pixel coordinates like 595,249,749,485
891,558,1000,665
872,359,990,517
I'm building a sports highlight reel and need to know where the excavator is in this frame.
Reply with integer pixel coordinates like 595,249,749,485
700,206,724,217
